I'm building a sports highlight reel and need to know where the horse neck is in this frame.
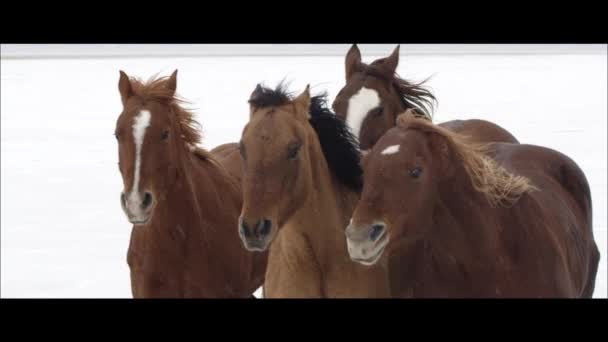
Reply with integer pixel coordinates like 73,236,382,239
163,144,209,221
392,84,410,113
147,143,242,272
175,145,242,239
289,138,358,269
423,168,500,267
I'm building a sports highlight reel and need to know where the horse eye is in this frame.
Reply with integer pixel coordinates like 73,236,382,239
371,106,384,117
239,141,247,160
409,167,423,178
114,132,120,141
161,130,169,141
287,142,302,160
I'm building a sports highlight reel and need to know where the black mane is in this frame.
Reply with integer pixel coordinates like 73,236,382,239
248,83,363,193
248,82,292,108
308,94,363,193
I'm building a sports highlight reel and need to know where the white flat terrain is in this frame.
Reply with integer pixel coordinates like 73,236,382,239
1,45,606,298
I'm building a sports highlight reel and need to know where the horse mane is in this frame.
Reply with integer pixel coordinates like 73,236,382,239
248,81,292,109
396,112,536,207
364,61,437,120
249,83,363,193
308,93,363,193
128,74,202,147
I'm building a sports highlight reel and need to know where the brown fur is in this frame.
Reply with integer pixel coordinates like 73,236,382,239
115,70,267,297
332,44,519,150
209,143,244,184
238,85,390,298
396,113,536,207
348,115,599,298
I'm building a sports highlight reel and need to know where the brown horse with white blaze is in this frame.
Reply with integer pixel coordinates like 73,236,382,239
346,111,599,297
237,83,391,298
115,70,267,297
331,44,519,151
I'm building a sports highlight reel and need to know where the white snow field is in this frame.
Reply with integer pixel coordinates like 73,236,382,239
1,45,606,298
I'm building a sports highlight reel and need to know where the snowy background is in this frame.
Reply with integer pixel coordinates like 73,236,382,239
1,44,606,298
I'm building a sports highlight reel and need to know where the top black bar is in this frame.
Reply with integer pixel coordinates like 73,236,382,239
2,6,607,44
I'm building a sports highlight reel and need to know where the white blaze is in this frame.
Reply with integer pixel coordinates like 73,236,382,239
346,87,381,141
381,144,400,155
127,110,151,210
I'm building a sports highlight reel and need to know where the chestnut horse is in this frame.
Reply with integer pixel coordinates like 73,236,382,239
115,70,267,297
331,44,519,151
237,83,390,298
346,111,599,297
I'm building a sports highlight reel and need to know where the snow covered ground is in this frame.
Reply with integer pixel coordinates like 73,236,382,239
1,45,606,298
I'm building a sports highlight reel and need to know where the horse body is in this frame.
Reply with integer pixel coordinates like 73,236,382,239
348,114,599,298
491,143,598,296
238,84,390,298
116,71,266,298
393,144,597,297
438,119,518,146
210,142,244,184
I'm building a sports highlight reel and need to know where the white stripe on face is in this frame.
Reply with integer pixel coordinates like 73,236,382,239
346,87,380,142
381,144,400,155
128,110,151,206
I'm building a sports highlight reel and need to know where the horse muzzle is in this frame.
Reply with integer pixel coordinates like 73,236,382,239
238,217,273,252
345,221,389,266
121,191,154,226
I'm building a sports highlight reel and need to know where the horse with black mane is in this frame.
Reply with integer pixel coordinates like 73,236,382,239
237,82,391,297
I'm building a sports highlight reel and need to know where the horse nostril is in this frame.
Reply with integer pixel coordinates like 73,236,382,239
369,224,385,241
259,219,271,237
240,220,251,237
120,193,126,207
142,192,153,209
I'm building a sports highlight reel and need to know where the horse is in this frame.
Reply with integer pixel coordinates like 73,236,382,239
236,83,391,298
345,111,600,297
331,44,519,151
114,70,267,297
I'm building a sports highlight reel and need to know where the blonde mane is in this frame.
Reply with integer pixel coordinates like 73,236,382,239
397,111,537,207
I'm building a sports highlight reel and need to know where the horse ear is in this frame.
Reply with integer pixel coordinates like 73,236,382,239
118,70,133,105
382,45,400,76
293,85,311,121
248,84,264,118
249,84,263,102
396,110,415,128
345,44,362,81
166,70,178,94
